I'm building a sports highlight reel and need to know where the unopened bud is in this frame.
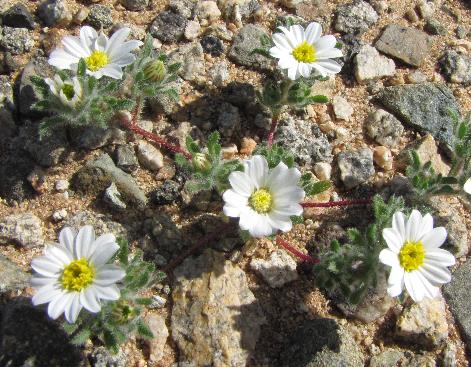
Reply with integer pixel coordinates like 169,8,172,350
192,153,212,172
144,60,166,82
111,300,137,324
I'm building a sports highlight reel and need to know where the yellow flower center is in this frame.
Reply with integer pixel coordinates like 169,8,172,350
85,50,109,72
399,241,425,272
292,41,316,63
61,258,95,292
61,84,75,100
249,188,273,214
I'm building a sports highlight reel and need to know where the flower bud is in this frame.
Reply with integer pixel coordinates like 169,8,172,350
192,153,212,172
144,60,166,82
111,300,137,324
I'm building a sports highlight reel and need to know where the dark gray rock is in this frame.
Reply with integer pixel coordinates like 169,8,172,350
86,5,113,29
376,83,461,156
456,26,470,40
424,18,447,35
0,213,44,248
3,3,36,29
89,347,126,367
275,116,332,165
439,50,471,85
219,0,260,21
279,318,365,366
119,0,149,11
228,24,272,71
0,299,85,367
169,0,197,19
375,25,432,67
149,11,187,43
0,255,29,294
201,35,224,56
114,144,139,173
181,182,212,211
0,26,34,55
150,180,181,205
37,0,72,27
69,126,126,150
443,259,471,351
335,1,378,35
217,102,240,137
337,148,375,189
0,149,35,204
72,153,147,207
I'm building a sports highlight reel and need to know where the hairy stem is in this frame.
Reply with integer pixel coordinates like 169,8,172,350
276,236,319,264
267,113,280,147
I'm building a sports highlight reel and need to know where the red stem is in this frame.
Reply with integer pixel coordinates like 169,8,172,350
301,199,371,208
267,115,279,147
276,236,319,264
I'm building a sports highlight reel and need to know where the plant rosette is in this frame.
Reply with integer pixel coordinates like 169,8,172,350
379,210,455,302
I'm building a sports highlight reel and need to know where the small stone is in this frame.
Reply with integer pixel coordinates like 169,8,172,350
181,182,212,211
373,146,393,171
0,27,33,55
417,0,435,19
144,314,168,364
119,0,148,11
3,3,36,29
168,0,196,18
335,1,378,35
240,137,257,156
136,141,164,172
55,179,69,192
150,295,167,309
424,18,447,35
103,182,127,210
200,35,224,56
405,9,419,22
250,250,299,288
208,61,229,86
332,96,354,121
73,8,89,25
369,0,388,14
149,10,187,43
0,255,29,294
168,42,204,81
51,209,68,222
86,5,113,29
337,148,375,189
195,1,221,24
365,109,404,147
406,70,427,84
150,180,181,205
375,25,432,67
209,23,234,41
314,162,332,180
396,296,448,348
184,20,201,40
354,45,396,84
0,213,44,248
369,350,407,367
114,145,139,173
37,0,72,27
89,347,126,367
217,102,240,137
439,50,471,85
456,25,470,40
229,24,271,71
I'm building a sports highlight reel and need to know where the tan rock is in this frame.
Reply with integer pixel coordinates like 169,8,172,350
145,314,169,364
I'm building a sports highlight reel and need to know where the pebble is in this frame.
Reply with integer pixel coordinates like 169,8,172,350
208,61,229,87
55,179,69,192
37,0,72,27
424,18,447,35
354,45,396,84
51,208,68,222
332,96,354,121
417,0,435,19
239,137,257,156
0,213,44,248
169,0,196,19
405,9,419,22
228,24,271,71
0,255,30,294
168,42,204,81
314,162,332,180
0,27,34,55
200,35,224,56
184,20,201,40
150,180,181,205
136,140,164,172
150,295,167,309
439,50,471,85
250,250,299,288
73,8,89,25
103,182,127,210
114,145,139,173
195,1,221,24
86,5,113,28
149,10,187,43
406,70,427,84
334,1,379,35
373,146,393,171
145,314,169,364
3,3,36,29
119,0,149,11
337,148,375,189
365,108,404,147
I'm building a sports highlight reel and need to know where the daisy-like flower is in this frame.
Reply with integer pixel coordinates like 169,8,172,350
48,26,143,79
223,155,305,237
463,178,471,194
44,74,82,108
31,226,126,323
269,22,343,80
379,210,455,302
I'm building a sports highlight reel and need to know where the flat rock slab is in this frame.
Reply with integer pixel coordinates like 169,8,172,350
444,259,471,352
0,255,29,294
171,249,265,366
376,83,460,156
375,25,432,67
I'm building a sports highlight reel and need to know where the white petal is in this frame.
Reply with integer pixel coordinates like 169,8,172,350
100,64,123,79
80,287,101,313
80,26,98,52
245,155,269,188
278,55,298,69
272,203,303,217
48,49,78,70
425,248,456,266
94,264,126,286
287,65,298,80
269,45,287,59
278,26,298,49
406,210,423,242
379,249,399,267
228,171,254,196
392,212,406,240
415,270,440,299
48,292,73,319
273,187,305,207
31,276,56,288
421,227,447,249
382,228,402,253
272,32,294,52
223,189,248,210
109,40,142,61
305,22,322,44
315,48,343,60
299,63,311,78
267,163,301,192
388,265,404,286
44,245,73,266
311,60,342,76
89,234,120,266
290,24,305,44
267,212,292,232
464,178,471,194
420,263,451,285
94,33,108,52
404,271,425,302
75,225,95,259
223,204,243,217
314,35,337,51
110,53,136,67
249,214,275,238
32,283,62,305
59,227,77,255
387,282,404,297
94,284,120,300
62,36,90,58
65,294,82,323
31,257,62,277
417,213,434,240
105,27,130,55
239,207,259,232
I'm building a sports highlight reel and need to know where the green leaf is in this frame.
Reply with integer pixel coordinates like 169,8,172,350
207,131,221,157
290,215,304,224
63,322,79,335
39,116,66,138
136,319,154,339
135,297,153,306
185,135,201,154
116,237,129,266
71,328,91,345
30,76,50,97
305,180,331,196
77,58,87,77
307,95,329,103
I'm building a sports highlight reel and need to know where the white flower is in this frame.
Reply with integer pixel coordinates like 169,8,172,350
31,226,126,323
45,74,82,108
48,26,143,79
269,22,343,80
223,155,305,238
463,178,471,194
379,210,455,302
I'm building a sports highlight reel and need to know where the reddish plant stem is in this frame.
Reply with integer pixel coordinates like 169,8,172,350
267,115,279,147
276,236,319,264
301,199,371,208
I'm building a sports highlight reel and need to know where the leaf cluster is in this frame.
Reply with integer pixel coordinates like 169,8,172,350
313,195,404,305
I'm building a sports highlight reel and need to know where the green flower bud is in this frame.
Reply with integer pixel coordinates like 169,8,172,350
192,153,212,172
144,60,166,82
111,300,137,324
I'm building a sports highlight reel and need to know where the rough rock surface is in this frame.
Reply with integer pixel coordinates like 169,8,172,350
337,148,375,189
366,109,404,147
0,255,30,294
250,250,299,288
439,50,471,85
149,10,187,43
0,213,44,248
375,25,432,67
145,314,169,364
377,83,461,156
168,41,205,81
354,45,396,84
171,249,265,366
335,1,378,35
229,24,272,71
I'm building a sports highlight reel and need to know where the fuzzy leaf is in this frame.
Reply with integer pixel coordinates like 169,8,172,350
71,328,91,345
136,319,154,339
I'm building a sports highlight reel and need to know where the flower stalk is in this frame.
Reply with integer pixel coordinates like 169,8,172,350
276,236,319,264
301,199,371,208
